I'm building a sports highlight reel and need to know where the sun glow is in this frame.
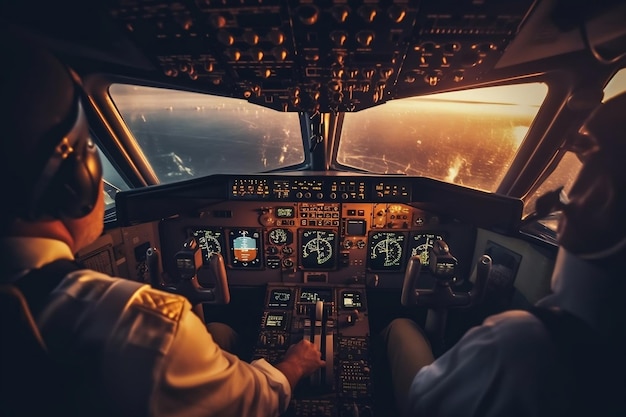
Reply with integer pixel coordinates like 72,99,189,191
511,125,530,146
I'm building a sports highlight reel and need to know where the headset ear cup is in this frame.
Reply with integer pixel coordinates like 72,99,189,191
75,138,103,217
27,95,103,221
39,137,102,219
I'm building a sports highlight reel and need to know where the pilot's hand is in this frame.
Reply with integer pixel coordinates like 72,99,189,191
274,339,326,389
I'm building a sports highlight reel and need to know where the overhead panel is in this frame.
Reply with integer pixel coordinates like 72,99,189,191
107,0,537,112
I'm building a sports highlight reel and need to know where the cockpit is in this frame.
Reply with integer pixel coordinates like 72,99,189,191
2,0,626,415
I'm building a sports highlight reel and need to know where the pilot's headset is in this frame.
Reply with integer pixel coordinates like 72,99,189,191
27,70,103,221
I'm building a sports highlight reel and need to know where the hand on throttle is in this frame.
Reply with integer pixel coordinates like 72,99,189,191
274,339,326,389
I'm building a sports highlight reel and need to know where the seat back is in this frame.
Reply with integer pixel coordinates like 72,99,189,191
0,260,82,417
0,285,68,416
530,306,626,416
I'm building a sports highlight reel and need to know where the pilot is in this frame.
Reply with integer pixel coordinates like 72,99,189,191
384,91,626,417
0,30,324,416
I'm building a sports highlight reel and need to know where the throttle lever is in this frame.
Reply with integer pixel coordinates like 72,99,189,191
309,300,325,386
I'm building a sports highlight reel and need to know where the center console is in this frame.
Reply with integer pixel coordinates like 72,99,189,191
253,283,373,417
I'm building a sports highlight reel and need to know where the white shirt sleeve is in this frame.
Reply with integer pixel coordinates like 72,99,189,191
406,310,557,417
151,300,291,417
38,271,292,417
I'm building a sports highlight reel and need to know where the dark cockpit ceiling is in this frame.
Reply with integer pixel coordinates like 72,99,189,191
105,0,537,114
5,0,625,113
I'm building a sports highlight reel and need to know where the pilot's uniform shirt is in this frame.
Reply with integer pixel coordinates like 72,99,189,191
401,247,623,417
0,236,291,417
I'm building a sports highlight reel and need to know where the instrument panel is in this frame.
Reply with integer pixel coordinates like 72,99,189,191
117,174,522,288
158,201,476,288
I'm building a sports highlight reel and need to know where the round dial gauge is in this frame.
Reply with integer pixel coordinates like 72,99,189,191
410,233,444,267
301,230,336,269
269,228,292,245
192,229,223,263
368,231,406,270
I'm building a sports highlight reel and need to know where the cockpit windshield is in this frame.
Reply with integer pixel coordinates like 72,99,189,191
110,85,305,182
110,82,547,193
338,83,548,192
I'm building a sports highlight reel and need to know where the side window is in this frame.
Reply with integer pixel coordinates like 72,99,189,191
604,69,626,102
96,144,130,214
523,68,626,222
523,152,581,221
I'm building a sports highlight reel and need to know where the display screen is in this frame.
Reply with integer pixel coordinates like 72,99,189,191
276,206,295,218
346,219,366,236
300,288,333,302
228,228,262,268
341,291,363,309
268,289,292,308
265,312,287,328
408,232,446,268
299,229,338,270
191,227,225,265
367,231,408,271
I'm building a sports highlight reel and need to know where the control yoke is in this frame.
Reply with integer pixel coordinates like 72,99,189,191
146,237,231,306
400,240,491,347
401,240,490,308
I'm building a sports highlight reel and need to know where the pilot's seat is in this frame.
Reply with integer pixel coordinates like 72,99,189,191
0,283,71,415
